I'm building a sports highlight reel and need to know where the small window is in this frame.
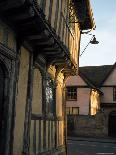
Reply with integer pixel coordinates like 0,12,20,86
66,107,79,115
66,87,77,101
113,87,116,101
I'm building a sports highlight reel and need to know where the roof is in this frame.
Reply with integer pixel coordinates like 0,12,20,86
72,0,96,30
79,63,116,87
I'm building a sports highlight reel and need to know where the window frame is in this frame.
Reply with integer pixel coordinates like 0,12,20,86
66,107,79,115
66,86,77,101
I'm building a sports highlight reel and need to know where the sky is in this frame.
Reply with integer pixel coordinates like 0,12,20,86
79,0,116,67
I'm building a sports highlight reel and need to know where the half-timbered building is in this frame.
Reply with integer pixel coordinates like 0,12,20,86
0,0,95,155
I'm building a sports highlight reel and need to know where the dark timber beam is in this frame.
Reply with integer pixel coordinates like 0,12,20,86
7,7,35,21
33,38,54,46
0,0,25,11
42,47,61,51
0,0,72,70
43,51,62,55
24,29,51,40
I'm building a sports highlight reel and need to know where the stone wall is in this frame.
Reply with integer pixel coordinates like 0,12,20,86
67,112,107,137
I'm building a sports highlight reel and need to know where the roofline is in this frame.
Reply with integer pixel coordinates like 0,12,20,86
79,71,103,94
73,0,96,30
86,0,96,30
100,62,116,86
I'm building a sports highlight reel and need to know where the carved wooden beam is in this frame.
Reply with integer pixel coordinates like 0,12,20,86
33,38,54,46
44,51,62,55
0,0,73,70
25,34,48,41
42,47,61,52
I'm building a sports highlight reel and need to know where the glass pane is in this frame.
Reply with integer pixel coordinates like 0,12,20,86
66,108,70,115
72,107,79,115
46,79,54,113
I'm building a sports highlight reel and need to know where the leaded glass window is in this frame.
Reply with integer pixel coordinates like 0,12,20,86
46,78,54,114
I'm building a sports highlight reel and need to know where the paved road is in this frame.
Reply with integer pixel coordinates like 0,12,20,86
67,139,116,155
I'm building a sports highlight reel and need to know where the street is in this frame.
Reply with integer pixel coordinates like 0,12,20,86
67,139,116,155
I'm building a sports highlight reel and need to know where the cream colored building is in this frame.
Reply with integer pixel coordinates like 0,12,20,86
0,0,95,155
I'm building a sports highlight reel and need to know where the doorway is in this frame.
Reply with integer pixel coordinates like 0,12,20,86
108,111,116,137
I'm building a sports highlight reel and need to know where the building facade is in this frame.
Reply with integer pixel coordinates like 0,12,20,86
66,64,116,137
0,0,95,155
100,63,116,137
66,71,101,115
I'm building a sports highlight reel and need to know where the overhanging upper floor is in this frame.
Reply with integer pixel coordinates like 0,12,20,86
72,0,95,30
0,0,95,74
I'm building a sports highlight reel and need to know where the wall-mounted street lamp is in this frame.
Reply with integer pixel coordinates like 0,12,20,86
80,35,99,57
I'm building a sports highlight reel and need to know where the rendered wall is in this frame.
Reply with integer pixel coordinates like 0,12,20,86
32,68,42,114
13,47,29,155
101,67,116,103
103,68,116,86
66,75,101,115
0,20,16,50
66,88,90,115
66,75,87,86
101,87,116,103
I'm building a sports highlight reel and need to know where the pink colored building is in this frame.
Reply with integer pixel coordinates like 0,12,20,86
66,63,116,137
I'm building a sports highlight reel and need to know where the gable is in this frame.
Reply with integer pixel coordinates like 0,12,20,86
103,67,116,86
66,75,87,86
80,65,113,87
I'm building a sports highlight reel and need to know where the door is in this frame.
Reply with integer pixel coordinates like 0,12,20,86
0,64,5,154
108,111,116,137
